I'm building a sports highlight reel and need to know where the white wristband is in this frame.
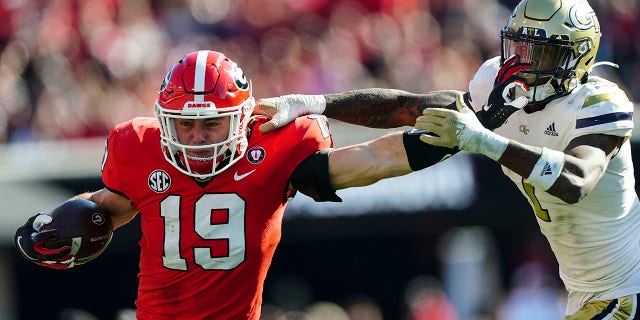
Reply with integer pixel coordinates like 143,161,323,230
525,147,565,191
478,131,509,161
295,94,326,115
461,128,508,161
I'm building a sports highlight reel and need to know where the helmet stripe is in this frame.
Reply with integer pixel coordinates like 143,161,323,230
193,51,208,103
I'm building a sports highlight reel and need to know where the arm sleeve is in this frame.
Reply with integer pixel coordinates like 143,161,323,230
290,150,342,202
403,130,459,171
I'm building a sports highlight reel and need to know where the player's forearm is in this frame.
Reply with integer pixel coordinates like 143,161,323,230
86,188,138,229
323,89,461,128
497,140,590,204
329,131,411,189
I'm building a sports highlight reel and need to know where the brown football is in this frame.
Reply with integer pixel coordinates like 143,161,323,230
40,199,113,265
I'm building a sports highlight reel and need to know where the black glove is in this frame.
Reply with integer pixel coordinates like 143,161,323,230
15,213,75,269
475,54,531,130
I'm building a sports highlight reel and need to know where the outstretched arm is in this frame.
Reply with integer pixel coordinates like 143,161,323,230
322,89,461,128
289,129,457,202
327,131,411,189
257,89,461,132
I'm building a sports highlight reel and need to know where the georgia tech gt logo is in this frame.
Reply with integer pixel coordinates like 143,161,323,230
148,169,171,193
569,2,599,32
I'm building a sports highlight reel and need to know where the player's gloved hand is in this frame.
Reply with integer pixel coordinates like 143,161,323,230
257,94,326,133
15,213,75,269
475,54,530,130
416,92,509,161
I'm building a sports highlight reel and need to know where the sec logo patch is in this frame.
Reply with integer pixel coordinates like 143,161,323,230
148,170,171,193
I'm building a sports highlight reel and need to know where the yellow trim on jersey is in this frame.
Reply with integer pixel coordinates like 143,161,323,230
582,92,617,109
563,294,639,320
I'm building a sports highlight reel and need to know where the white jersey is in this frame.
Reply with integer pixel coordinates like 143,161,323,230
469,57,640,312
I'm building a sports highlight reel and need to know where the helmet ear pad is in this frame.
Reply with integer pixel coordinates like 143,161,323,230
154,50,254,179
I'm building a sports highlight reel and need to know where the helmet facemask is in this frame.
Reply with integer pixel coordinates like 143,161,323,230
154,96,254,180
501,30,586,105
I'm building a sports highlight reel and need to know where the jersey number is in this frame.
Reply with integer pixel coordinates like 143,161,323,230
522,180,551,222
160,194,246,271
308,114,331,139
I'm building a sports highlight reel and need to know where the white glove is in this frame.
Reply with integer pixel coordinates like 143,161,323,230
257,94,326,133
415,93,509,161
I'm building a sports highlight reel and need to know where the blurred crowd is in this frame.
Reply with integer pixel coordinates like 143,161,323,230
0,0,637,143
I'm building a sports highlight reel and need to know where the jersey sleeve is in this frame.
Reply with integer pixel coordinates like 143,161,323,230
568,78,634,141
288,115,333,163
101,124,125,194
281,115,335,200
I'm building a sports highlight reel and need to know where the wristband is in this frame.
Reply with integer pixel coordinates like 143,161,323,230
477,131,509,161
294,94,326,115
525,147,565,191
461,129,508,161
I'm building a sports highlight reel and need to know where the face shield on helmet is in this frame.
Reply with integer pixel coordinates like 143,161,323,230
500,0,601,106
154,50,254,180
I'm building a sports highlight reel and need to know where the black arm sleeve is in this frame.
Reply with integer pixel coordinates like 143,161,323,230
403,130,459,171
290,150,342,202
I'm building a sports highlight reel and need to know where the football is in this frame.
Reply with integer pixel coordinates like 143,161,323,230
40,199,114,265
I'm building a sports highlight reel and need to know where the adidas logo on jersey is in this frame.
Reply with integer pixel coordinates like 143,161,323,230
544,123,559,136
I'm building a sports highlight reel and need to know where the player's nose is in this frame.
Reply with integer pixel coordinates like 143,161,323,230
190,125,208,144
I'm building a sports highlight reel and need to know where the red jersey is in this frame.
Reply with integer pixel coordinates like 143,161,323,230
101,115,333,319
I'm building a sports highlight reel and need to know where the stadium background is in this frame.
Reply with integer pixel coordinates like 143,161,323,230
0,0,638,319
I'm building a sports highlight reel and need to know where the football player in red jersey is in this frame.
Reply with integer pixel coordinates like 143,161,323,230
15,50,457,320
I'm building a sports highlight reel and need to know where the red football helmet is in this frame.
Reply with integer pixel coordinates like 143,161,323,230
154,50,254,179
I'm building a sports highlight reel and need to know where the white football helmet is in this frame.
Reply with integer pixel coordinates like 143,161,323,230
154,50,254,179
501,0,601,105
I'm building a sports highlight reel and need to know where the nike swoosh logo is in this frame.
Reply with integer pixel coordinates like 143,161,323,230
234,169,256,181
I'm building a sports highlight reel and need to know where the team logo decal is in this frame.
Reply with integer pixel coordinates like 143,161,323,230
518,26,546,38
148,169,171,193
246,146,266,164
92,213,106,225
569,3,598,31
160,67,173,91
232,63,249,91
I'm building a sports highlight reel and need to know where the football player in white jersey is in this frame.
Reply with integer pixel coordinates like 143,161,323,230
255,0,640,318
